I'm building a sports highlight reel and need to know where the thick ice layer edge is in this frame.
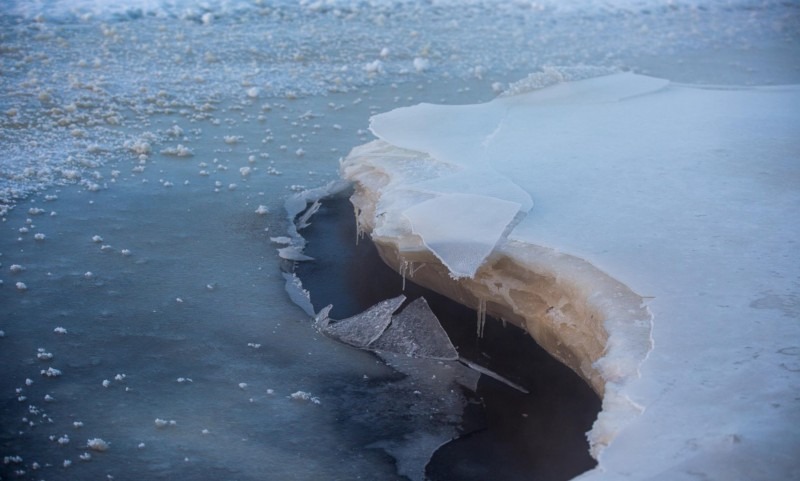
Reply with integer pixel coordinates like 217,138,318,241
341,140,653,459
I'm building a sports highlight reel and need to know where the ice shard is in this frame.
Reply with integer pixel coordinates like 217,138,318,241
370,297,458,361
320,295,406,348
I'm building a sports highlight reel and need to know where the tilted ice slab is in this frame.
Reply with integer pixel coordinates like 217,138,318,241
341,73,800,479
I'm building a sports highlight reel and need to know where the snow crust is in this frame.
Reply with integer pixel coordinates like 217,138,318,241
342,73,800,479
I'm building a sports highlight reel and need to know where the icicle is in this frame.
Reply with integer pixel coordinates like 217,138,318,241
354,206,364,245
476,299,487,338
399,259,408,291
459,359,529,394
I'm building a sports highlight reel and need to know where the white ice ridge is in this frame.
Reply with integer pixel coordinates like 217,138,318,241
342,72,800,480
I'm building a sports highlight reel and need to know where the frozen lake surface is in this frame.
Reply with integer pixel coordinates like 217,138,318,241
1,0,798,480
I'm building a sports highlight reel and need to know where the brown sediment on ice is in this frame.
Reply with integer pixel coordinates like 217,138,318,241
342,140,653,458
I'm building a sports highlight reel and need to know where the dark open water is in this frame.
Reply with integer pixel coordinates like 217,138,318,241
294,191,601,481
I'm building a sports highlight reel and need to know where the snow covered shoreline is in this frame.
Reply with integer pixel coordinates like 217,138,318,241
341,73,800,479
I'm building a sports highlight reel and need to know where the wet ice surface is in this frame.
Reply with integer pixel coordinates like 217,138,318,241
0,82,508,479
1,1,798,480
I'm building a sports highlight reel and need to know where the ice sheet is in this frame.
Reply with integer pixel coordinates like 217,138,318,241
343,73,800,480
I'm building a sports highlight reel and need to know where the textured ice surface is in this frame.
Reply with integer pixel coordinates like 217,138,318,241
344,73,800,480
320,294,405,348
371,297,458,361
320,294,458,361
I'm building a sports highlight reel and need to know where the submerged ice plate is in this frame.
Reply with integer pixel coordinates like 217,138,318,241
342,73,800,480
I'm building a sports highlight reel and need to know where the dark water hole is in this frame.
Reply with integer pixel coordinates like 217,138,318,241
293,191,600,481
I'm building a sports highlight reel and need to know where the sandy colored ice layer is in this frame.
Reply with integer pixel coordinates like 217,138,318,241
341,73,800,479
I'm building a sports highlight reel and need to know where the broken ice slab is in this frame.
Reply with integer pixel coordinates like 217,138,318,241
370,297,458,361
321,295,406,348
402,193,521,279
282,272,316,317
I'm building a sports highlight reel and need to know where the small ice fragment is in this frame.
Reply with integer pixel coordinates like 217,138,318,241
57,435,70,445
63,459,72,468
254,205,269,215
121,249,131,256
10,264,24,273
138,443,145,449
289,391,321,404
160,144,193,157
0,330,5,337
364,60,383,74
34,233,46,241
102,380,110,388
295,148,305,157
25,378,33,386
41,367,62,377
176,298,184,303
87,438,109,451
247,343,261,349
238,383,248,390
114,374,126,381
176,377,193,383
239,166,252,177
201,429,210,435
84,272,93,279
413,57,430,72
44,394,55,402
74,421,84,428
79,452,91,461
91,235,103,243
269,236,291,245
154,418,169,428
266,389,274,395
54,327,67,334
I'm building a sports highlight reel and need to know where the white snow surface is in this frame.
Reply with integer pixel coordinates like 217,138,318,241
360,73,800,479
